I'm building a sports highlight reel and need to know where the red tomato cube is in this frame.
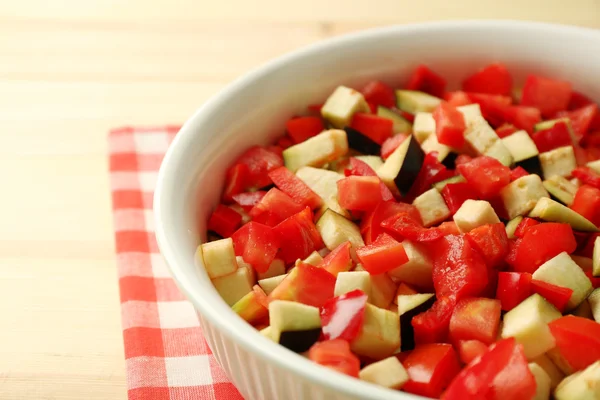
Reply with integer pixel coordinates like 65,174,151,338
405,65,447,98
361,80,395,108
356,233,409,275
462,63,512,96
285,116,324,144
496,272,532,312
549,315,600,372
320,289,368,342
401,343,461,398
457,156,511,199
231,221,280,273
449,297,502,345
308,339,360,377
521,74,572,118
433,102,466,148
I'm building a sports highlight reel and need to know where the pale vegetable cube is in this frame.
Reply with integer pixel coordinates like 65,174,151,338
529,363,551,400
334,271,372,297
200,238,238,279
387,240,433,290
453,199,501,233
211,267,254,306
321,86,370,128
413,112,435,143
500,175,549,219
413,188,451,227
555,361,600,400
539,146,577,179
359,357,409,389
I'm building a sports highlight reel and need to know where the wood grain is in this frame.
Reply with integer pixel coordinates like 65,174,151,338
0,1,597,398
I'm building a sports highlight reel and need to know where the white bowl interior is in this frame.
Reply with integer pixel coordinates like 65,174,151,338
155,21,600,400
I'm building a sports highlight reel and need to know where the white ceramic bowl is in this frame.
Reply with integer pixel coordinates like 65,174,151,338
155,21,600,400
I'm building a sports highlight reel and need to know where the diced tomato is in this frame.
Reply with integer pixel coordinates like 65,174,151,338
441,182,478,214
319,241,352,277
268,144,283,156
465,93,512,127
466,223,509,268
549,315,600,372
530,279,573,313
268,167,323,210
231,222,280,273
231,191,267,212
569,91,594,110
380,133,408,160
502,106,541,134
571,185,600,226
207,204,242,237
405,65,447,98
521,74,572,118
572,166,600,188
510,166,529,181
496,272,532,312
513,217,540,238
307,103,323,113
285,116,324,144
412,297,456,345
583,131,600,147
381,211,445,243
273,208,323,264
233,146,284,189
433,102,466,148
458,340,488,365
222,163,250,202
438,221,460,236
320,289,368,342
361,201,421,244
585,270,600,288
251,284,270,310
350,113,393,145
396,282,418,296
444,91,472,107
449,297,502,345
555,104,599,141
344,158,394,201
276,135,294,149
531,121,574,152
454,154,473,166
249,188,304,227
356,233,409,275
580,233,600,258
509,223,577,274
401,343,461,398
308,339,360,377
495,123,519,138
269,261,334,307
433,235,489,301
337,176,383,211
407,152,456,200
361,80,395,108
443,338,536,400
367,101,377,114
457,156,511,199
462,63,512,96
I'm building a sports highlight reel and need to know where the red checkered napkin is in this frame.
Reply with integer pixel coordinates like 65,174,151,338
109,127,244,400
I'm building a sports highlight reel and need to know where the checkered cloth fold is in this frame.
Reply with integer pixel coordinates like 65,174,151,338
109,126,244,400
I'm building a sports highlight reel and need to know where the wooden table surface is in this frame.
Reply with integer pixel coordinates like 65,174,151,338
1,1,598,398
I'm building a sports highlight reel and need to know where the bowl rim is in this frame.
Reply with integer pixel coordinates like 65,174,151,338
154,20,600,400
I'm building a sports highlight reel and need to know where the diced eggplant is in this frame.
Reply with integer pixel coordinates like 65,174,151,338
432,175,466,191
421,129,452,162
534,117,570,132
359,357,409,389
316,209,364,250
505,216,523,239
518,156,544,177
594,237,600,277
377,106,412,134
355,155,384,171
543,175,578,206
588,159,600,174
501,130,539,163
539,146,577,180
453,199,501,233
413,112,435,143
464,115,513,166
260,326,278,342
334,271,372,297
500,174,549,220
396,90,441,114
344,126,381,155
212,267,254,306
532,252,593,311
269,300,321,352
200,238,239,279
258,274,287,296
355,264,397,309
457,104,482,124
529,197,598,232
301,251,324,266
283,129,349,172
413,188,451,227
321,86,370,128
350,303,401,359
528,363,551,400
257,258,286,280
387,240,433,290
501,294,562,359
440,152,460,169
397,293,435,351
572,299,593,320
296,166,350,218
588,288,600,323
555,361,600,400
377,135,425,196
531,354,565,390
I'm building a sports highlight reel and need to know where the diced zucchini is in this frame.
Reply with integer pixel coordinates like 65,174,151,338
396,90,441,114
358,357,409,389
505,216,524,239
211,267,254,306
501,130,539,163
302,251,324,266
355,155,384,171
269,300,321,352
534,117,570,132
555,361,600,400
260,326,278,342
235,256,256,284
377,135,425,196
464,116,513,166
587,159,600,174
296,167,349,218
257,258,285,280
377,106,412,134
532,252,593,310
334,271,372,297
421,130,452,162
316,209,364,250
413,112,435,143
501,294,562,359
543,175,578,206
594,237,600,277
355,264,397,309
321,86,370,128
413,188,451,227
457,103,482,124
539,146,577,180
200,238,239,279
572,299,594,320
500,174,549,220
350,303,400,359
529,197,598,232
588,289,600,323
532,354,565,390
258,274,287,296
453,199,501,233
283,129,349,172
387,240,433,290
528,363,551,400
232,290,267,324
432,175,466,191
397,293,435,351
345,127,381,155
